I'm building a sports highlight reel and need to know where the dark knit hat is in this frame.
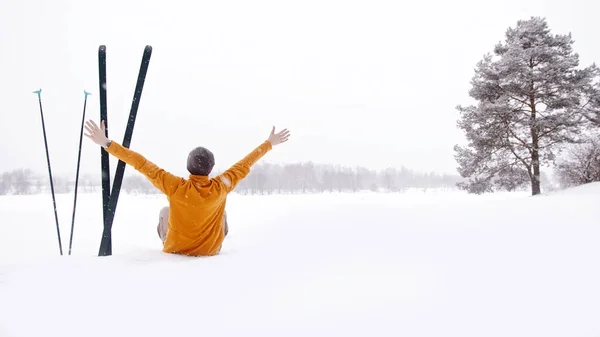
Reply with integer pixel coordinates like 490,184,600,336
187,146,215,176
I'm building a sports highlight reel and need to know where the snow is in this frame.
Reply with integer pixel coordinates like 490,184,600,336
219,175,232,187
1,184,600,336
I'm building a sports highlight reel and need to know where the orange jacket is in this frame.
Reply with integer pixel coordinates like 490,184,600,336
105,140,272,256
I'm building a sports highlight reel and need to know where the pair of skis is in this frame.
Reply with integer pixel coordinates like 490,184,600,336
97,45,152,256
33,89,92,256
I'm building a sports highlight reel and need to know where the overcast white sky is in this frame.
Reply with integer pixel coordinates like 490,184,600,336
1,0,598,178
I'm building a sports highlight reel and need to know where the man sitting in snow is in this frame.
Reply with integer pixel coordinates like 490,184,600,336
84,120,290,256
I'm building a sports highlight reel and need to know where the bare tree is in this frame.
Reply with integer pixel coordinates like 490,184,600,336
0,172,10,195
9,169,35,195
52,176,71,194
381,168,396,192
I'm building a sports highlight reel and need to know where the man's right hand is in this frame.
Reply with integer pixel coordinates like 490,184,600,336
84,120,111,148
267,126,290,146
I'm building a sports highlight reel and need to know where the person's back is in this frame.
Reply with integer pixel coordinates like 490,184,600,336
157,140,274,256
83,120,291,256
161,174,230,256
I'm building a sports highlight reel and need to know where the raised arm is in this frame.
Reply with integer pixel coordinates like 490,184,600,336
84,120,182,196
217,126,290,192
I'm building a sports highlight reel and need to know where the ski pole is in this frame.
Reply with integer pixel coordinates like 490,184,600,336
68,90,91,255
33,89,63,255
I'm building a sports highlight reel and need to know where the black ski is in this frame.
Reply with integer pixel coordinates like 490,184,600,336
98,45,152,256
98,45,112,255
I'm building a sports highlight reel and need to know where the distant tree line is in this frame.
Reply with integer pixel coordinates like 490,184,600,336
0,169,100,196
227,163,463,195
3,157,592,196
0,162,464,196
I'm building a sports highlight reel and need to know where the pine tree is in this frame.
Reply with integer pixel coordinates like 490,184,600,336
584,92,600,126
454,17,600,195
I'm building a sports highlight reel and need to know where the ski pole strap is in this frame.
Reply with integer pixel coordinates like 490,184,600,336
33,89,42,99
84,90,91,98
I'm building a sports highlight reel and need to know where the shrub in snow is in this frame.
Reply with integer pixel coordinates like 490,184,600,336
556,138,600,188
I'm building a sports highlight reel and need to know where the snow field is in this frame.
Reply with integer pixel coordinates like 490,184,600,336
0,185,599,336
